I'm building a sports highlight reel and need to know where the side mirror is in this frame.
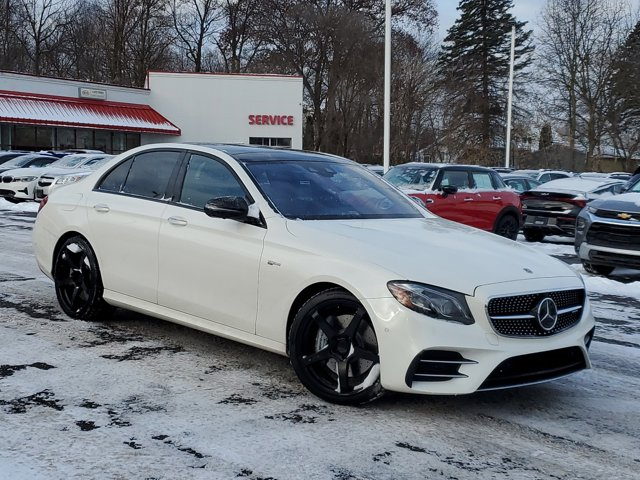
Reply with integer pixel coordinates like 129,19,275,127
441,185,458,197
204,196,249,220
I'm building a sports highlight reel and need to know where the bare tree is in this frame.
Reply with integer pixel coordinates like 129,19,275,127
15,0,70,75
214,0,261,73
170,0,219,72
538,0,630,171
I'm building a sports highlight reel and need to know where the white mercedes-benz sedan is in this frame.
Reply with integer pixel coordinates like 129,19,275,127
33,144,595,405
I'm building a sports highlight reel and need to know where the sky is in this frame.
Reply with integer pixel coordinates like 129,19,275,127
433,0,640,40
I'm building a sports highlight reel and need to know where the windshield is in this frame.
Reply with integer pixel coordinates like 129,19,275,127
1,155,37,168
383,166,438,189
245,161,423,220
50,155,88,168
629,179,640,193
82,156,111,169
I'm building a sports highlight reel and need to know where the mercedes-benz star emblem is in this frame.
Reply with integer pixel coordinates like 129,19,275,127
536,298,558,331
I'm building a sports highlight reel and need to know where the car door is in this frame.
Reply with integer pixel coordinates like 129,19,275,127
85,149,184,303
429,169,477,226
157,152,267,333
466,170,500,231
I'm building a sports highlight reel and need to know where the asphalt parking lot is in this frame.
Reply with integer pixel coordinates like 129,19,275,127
1,200,639,480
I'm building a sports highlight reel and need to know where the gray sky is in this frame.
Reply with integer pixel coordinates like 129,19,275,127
433,0,640,40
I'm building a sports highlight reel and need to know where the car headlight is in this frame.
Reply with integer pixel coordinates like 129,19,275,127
13,176,37,182
387,281,474,325
54,173,91,185
587,206,597,214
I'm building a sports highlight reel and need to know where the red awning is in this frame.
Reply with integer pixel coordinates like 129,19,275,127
0,90,180,135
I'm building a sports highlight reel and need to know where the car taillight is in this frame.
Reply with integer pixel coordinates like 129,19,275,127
38,195,48,213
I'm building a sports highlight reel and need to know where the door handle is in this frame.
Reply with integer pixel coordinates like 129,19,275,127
492,196,502,200
463,198,474,202
93,204,110,213
168,216,188,226
424,199,434,204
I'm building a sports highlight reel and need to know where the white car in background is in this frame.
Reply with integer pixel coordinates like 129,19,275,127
33,143,596,405
35,155,113,200
1,154,111,202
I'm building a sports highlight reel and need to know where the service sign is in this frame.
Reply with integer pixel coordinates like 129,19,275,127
248,114,294,126
78,87,107,100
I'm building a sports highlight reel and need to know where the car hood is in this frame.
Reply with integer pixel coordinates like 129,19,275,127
0,167,72,178
588,192,640,213
284,217,577,296
40,167,92,178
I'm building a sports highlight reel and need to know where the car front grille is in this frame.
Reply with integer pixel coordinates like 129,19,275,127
592,208,640,222
586,222,640,252
487,289,584,337
0,189,15,197
405,350,477,387
478,346,587,390
589,250,640,268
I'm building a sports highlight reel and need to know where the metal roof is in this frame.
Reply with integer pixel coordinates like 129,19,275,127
0,90,180,135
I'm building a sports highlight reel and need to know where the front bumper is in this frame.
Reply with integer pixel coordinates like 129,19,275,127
365,277,594,395
576,214,640,269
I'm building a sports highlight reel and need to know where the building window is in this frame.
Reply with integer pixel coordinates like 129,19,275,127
126,133,140,151
249,137,292,148
77,129,93,149
95,130,111,153
57,128,75,150
36,127,54,149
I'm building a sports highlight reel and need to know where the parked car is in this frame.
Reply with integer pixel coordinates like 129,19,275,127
33,143,595,405
575,176,640,275
520,177,626,242
500,173,542,193
35,154,113,200
363,164,384,176
383,163,522,240
0,154,58,202
0,150,30,165
536,170,574,184
1,154,109,202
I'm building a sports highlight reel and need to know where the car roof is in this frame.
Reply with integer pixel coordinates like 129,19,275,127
500,174,539,180
389,162,494,172
532,177,624,193
193,144,355,164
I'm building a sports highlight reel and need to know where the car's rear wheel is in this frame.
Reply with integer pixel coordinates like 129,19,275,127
494,214,519,240
289,288,383,405
582,262,615,276
523,228,545,242
53,236,112,320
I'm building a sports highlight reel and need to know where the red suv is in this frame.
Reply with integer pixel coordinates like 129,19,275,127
383,163,522,239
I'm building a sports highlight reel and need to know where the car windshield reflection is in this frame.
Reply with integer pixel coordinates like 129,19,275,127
245,161,422,220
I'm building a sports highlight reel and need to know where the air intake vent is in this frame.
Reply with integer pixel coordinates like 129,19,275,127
405,350,477,387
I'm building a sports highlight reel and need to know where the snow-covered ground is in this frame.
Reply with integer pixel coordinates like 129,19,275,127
1,198,638,480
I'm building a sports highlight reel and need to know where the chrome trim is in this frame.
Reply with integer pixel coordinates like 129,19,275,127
413,373,469,379
419,359,478,365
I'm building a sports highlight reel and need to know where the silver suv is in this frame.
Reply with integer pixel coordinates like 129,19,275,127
575,177,640,275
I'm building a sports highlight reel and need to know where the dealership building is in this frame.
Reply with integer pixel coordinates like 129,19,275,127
0,70,303,154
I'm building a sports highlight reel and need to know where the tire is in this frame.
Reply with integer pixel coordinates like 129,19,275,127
582,261,615,276
494,214,519,240
523,228,545,242
289,288,383,405
53,236,112,320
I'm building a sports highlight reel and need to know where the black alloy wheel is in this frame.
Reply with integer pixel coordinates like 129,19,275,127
582,261,615,276
289,288,383,405
494,214,519,240
523,228,545,242
53,236,112,320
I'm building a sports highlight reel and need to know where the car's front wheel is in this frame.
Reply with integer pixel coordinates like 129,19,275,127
289,288,383,405
582,261,615,276
53,236,112,320
494,214,519,240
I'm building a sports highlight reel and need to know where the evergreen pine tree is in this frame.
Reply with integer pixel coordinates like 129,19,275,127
438,0,533,163
610,21,640,129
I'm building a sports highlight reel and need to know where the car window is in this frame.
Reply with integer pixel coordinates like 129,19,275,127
97,158,133,193
246,161,422,220
179,154,247,209
383,166,438,189
29,157,56,168
440,170,470,189
538,173,550,183
527,179,541,189
471,172,493,189
490,171,506,188
506,178,526,193
121,151,182,199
